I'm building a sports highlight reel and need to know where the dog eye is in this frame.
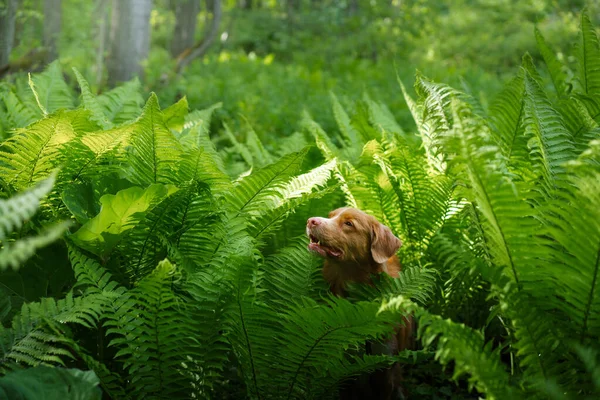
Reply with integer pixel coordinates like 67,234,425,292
344,221,353,227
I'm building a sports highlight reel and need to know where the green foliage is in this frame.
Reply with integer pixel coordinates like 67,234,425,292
1,9,600,400
0,366,101,400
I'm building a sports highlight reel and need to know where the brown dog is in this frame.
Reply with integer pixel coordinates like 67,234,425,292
306,207,414,399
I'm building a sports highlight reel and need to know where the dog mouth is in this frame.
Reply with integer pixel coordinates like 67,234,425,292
308,233,342,258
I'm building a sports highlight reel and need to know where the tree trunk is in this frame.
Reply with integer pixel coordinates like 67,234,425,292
171,0,200,58
175,0,221,73
348,0,359,15
0,0,18,69
107,0,152,87
95,0,109,87
43,0,62,63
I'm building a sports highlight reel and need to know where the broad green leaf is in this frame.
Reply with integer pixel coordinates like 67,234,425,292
70,184,178,257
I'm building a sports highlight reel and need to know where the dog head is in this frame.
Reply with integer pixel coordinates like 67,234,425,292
306,207,402,265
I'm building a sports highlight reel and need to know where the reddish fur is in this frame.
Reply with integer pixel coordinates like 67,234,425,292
307,207,414,400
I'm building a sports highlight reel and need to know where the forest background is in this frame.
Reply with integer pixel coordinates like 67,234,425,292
1,1,600,399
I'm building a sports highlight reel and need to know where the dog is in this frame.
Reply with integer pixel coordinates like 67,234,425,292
306,207,414,400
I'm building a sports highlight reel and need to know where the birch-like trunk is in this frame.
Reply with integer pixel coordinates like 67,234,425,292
107,0,152,87
0,0,19,68
171,0,200,58
43,0,62,63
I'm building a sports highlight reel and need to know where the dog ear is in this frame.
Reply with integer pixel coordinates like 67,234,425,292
371,222,402,264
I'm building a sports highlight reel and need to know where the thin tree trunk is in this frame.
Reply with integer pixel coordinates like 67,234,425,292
95,0,109,87
175,0,221,73
43,0,62,63
171,0,200,58
0,0,18,69
107,0,152,87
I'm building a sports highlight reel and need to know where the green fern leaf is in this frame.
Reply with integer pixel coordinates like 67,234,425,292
578,9,600,96
488,69,529,166
248,158,336,242
96,78,144,125
535,27,570,96
177,102,222,148
124,93,184,185
523,71,575,189
545,173,600,340
330,91,362,150
162,96,189,133
108,259,214,397
381,296,517,399
0,366,101,400
73,68,111,129
27,61,74,115
0,109,97,190
0,221,70,272
0,90,39,130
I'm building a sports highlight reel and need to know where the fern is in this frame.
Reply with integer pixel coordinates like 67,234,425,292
73,68,111,129
124,94,183,185
0,109,98,190
96,78,144,125
0,366,101,400
535,27,570,97
578,9,600,96
26,61,74,115
0,292,108,370
522,71,575,190
0,174,69,271
106,259,207,398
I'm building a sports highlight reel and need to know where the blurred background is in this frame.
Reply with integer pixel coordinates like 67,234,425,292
1,0,599,143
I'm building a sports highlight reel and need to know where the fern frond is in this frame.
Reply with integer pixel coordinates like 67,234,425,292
535,27,570,97
363,92,404,135
0,173,55,239
0,221,70,271
445,98,541,284
523,71,575,190
381,296,517,399
73,68,111,129
123,93,183,185
177,102,222,148
0,109,97,190
248,158,336,242
96,78,143,126
0,90,39,130
488,69,529,166
347,266,437,305
0,366,101,400
278,297,399,399
107,259,203,398
68,245,125,296
557,96,599,155
0,293,108,368
261,237,324,305
162,96,189,133
330,92,362,151
413,73,457,172
302,111,339,160
27,61,74,115
578,9,600,96
545,172,600,340
226,147,308,217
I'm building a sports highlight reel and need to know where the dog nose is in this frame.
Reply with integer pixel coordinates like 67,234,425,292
307,217,322,227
